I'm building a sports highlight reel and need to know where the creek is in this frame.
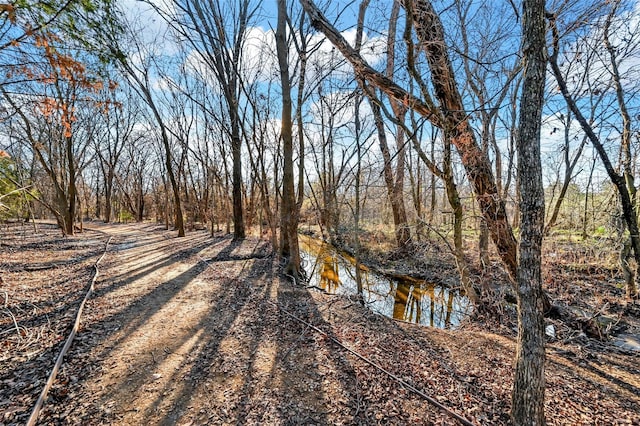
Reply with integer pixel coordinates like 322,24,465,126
299,235,471,329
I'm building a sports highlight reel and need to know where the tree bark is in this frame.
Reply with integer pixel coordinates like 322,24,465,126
231,117,245,239
64,132,77,235
511,0,547,423
277,0,301,277
104,168,113,223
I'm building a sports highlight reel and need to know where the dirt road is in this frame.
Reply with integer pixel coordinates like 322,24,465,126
45,222,353,425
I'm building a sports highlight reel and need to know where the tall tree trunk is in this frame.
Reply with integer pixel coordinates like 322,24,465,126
295,9,308,216
277,0,300,276
478,128,490,269
478,219,489,269
136,173,145,222
163,178,170,230
443,137,476,303
104,169,113,223
65,134,76,235
231,122,245,240
383,0,411,250
370,100,410,247
95,175,101,219
512,0,547,423
604,0,638,298
164,135,185,237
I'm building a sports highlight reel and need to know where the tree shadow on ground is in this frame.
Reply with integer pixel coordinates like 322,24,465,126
60,235,280,424
548,350,640,408
9,229,213,424
42,227,373,425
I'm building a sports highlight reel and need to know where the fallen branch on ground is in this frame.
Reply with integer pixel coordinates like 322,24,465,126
269,299,478,426
27,236,112,426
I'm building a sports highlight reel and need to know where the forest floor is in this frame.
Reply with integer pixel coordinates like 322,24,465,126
1,221,639,425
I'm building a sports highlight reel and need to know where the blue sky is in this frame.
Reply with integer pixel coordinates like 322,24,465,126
116,0,640,191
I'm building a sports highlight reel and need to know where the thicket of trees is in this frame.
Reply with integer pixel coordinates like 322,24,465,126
1,0,639,423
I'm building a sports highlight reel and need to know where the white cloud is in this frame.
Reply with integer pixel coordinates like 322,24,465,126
180,23,387,89
556,3,640,95
243,26,278,82
119,0,180,56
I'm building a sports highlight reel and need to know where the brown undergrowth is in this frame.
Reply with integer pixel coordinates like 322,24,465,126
1,222,638,425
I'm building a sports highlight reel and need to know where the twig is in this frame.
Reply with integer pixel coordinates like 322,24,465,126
306,285,328,293
416,218,455,254
27,236,112,426
284,272,297,286
2,308,22,341
0,327,17,337
586,302,609,322
279,323,311,362
354,369,362,417
269,300,478,426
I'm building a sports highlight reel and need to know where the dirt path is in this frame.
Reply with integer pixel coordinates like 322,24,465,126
33,223,379,425
50,223,299,424
2,222,639,425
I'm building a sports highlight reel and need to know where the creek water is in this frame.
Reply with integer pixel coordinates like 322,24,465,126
299,235,471,329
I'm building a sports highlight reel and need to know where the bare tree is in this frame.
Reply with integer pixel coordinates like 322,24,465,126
277,0,302,277
548,1,640,298
108,15,186,236
512,0,547,423
455,0,521,268
170,0,260,239
378,0,411,250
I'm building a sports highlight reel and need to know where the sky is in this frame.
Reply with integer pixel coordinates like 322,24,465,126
115,0,640,191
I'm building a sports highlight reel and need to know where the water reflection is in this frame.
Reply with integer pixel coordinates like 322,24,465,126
319,252,341,293
299,235,471,329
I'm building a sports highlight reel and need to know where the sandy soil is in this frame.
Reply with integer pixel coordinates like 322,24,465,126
1,222,639,425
